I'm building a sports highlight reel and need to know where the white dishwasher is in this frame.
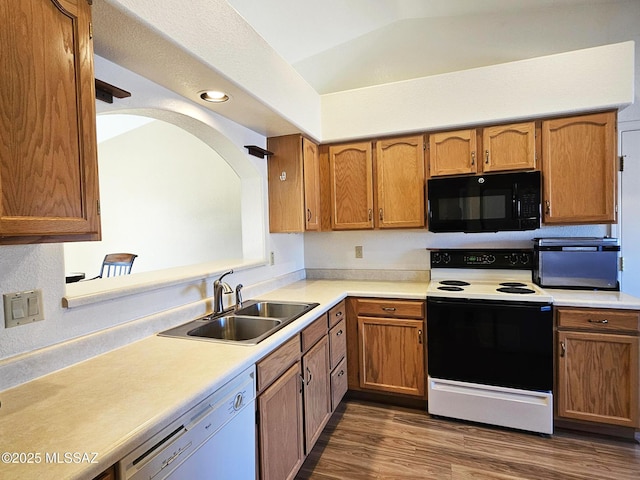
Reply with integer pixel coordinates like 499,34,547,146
118,365,256,480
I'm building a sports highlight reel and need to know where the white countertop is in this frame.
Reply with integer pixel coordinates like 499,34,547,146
0,278,638,480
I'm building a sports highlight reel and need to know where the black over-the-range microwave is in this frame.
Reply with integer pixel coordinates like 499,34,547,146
427,171,541,233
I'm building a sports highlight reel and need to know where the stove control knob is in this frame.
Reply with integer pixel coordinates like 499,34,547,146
520,254,530,264
432,253,441,265
509,253,519,265
442,253,451,264
486,255,495,264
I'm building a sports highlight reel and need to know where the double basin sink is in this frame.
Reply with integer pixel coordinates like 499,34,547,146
159,300,319,345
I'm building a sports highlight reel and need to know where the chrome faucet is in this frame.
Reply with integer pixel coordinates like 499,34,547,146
213,270,233,314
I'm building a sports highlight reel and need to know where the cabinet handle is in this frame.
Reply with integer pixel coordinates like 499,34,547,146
336,329,343,336
545,200,551,215
418,329,423,344
588,318,609,324
368,209,372,221
299,374,304,393
307,208,312,221
485,149,490,164
334,311,344,318
560,341,566,358
337,370,345,377
471,151,475,166
306,367,312,385
382,307,396,312
379,208,383,221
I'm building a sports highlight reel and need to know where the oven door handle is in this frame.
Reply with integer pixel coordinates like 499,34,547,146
427,297,551,310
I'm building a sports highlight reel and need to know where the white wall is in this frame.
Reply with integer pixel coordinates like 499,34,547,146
64,118,243,276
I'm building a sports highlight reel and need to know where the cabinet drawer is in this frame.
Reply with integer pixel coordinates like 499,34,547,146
257,335,301,392
302,315,328,352
331,357,348,411
328,300,346,328
329,318,347,370
356,298,425,319
557,308,640,333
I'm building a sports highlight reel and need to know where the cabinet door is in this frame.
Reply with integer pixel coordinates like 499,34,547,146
302,335,331,453
428,129,478,177
376,135,426,228
482,122,536,172
357,316,425,396
258,362,305,480
558,331,639,427
329,142,374,229
303,137,321,231
542,111,617,224
267,135,305,232
0,0,100,243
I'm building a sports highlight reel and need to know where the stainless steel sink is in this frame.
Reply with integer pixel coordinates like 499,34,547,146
187,316,281,341
158,300,319,345
234,301,313,319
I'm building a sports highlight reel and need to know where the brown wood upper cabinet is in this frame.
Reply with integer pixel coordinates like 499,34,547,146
329,135,426,230
556,307,639,429
0,0,101,244
482,121,537,172
428,128,479,176
329,142,374,229
429,122,537,177
267,134,321,232
541,111,618,224
376,135,426,228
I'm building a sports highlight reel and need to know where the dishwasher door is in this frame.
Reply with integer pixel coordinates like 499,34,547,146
119,365,256,480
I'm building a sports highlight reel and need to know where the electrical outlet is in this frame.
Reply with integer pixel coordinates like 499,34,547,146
270,251,275,265
355,246,363,258
3,289,44,328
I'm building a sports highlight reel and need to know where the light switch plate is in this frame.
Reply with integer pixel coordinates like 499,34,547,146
3,289,44,328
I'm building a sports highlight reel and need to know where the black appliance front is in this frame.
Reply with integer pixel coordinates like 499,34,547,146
427,171,541,233
427,296,553,392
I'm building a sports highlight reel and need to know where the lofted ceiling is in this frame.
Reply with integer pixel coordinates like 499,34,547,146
93,0,639,137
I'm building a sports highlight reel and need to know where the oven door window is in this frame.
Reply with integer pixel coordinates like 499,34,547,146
427,298,553,392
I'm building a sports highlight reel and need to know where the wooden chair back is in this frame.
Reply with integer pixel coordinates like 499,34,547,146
99,253,138,278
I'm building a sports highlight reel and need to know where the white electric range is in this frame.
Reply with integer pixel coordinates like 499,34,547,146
426,248,554,435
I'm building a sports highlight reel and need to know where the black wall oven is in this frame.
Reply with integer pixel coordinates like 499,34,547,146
427,171,541,233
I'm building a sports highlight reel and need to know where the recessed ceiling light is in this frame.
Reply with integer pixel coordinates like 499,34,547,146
199,90,230,103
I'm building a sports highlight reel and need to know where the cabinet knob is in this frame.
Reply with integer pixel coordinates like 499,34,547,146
336,329,343,336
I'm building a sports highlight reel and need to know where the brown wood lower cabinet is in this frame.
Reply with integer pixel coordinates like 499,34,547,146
347,298,426,399
302,335,331,452
556,307,640,430
256,300,348,480
258,362,305,480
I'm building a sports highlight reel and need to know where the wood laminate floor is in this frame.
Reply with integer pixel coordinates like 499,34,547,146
296,400,640,480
